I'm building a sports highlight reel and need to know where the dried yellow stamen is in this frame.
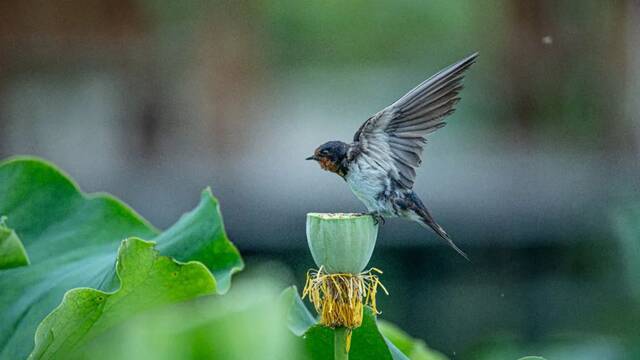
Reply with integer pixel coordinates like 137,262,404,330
302,266,388,330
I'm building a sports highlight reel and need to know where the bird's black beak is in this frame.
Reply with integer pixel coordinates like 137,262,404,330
306,155,318,161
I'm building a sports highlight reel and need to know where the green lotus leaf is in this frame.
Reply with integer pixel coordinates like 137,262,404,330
0,157,243,359
0,217,30,269
30,238,216,359
281,286,316,337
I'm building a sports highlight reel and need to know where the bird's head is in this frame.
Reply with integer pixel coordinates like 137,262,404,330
306,141,349,175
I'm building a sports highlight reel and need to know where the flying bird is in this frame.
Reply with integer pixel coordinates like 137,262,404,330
306,53,478,259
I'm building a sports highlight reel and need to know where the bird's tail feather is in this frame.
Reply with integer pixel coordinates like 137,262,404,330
412,205,469,261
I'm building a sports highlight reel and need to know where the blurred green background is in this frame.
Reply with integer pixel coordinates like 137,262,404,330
0,1,638,359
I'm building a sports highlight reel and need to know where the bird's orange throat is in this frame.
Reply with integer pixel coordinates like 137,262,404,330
319,158,339,173
318,158,347,178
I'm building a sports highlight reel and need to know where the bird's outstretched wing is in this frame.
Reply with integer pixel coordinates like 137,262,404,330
352,52,478,190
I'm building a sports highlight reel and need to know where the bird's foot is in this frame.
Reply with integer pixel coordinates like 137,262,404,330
368,212,385,225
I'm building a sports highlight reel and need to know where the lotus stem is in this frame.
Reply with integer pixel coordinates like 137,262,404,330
334,327,349,360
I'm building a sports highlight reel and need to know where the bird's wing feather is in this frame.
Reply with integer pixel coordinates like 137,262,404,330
353,52,478,189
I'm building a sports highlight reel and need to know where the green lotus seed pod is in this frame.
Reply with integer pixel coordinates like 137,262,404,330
306,213,378,274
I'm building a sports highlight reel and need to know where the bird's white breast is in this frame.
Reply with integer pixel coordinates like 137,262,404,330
345,157,389,213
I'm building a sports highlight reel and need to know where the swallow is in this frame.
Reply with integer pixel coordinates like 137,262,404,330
306,53,478,259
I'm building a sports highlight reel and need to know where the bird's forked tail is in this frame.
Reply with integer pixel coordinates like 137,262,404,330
404,194,469,260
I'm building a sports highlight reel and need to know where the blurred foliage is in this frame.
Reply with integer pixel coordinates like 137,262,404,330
261,0,482,68
78,276,301,360
468,334,630,360
378,320,448,360
613,204,640,300
255,0,629,148
0,157,242,359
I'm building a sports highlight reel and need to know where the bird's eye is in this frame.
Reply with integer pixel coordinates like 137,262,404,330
320,149,329,155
